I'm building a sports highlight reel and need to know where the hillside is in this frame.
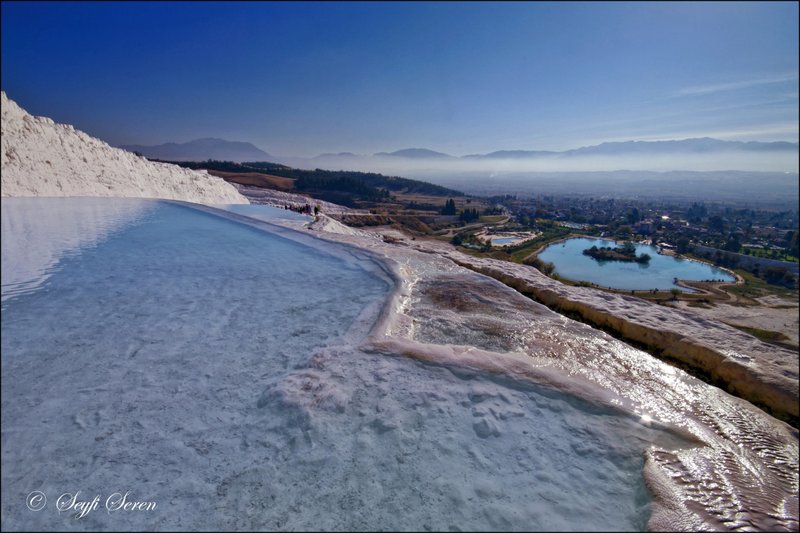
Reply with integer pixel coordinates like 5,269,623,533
1,93,247,204
243,161,463,197
158,159,464,207
120,137,272,162
374,148,455,159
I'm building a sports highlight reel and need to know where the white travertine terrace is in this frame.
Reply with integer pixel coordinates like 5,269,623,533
1,92,247,204
245,213,798,532
356,233,798,422
231,183,359,215
441,248,799,421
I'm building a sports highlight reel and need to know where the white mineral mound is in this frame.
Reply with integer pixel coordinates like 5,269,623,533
1,92,247,204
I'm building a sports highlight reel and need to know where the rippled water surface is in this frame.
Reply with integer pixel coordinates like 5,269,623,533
2,198,686,531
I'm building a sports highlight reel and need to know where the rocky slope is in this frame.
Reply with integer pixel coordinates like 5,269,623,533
1,92,247,204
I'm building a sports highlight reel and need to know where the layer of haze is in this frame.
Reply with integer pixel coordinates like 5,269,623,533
293,151,799,175
1,1,798,165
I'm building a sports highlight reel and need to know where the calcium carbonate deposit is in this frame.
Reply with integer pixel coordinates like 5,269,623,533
276,213,799,532
1,92,247,204
0,95,797,532
0,199,676,531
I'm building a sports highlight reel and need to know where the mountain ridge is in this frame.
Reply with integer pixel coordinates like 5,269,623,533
120,137,271,162
373,148,455,159
119,136,798,164
366,138,798,160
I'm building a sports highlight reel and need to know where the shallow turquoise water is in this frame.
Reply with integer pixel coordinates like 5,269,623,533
538,237,735,291
1,199,676,531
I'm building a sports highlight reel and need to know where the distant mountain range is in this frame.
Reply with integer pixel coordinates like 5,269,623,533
462,149,559,159
119,138,271,162
118,136,798,174
311,152,357,159
373,138,798,160
559,138,798,157
276,137,797,174
373,148,455,159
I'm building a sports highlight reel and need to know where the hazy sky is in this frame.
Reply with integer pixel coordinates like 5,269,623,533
2,1,798,157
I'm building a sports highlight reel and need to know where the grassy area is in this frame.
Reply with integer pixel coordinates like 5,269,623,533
728,324,790,343
741,248,799,263
207,170,295,190
389,215,434,235
678,252,798,302
726,269,799,302
507,227,572,263
393,192,490,211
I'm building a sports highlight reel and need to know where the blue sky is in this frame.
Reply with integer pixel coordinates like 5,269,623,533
2,1,798,157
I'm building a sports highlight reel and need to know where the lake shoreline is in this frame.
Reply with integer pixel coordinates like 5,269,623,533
535,236,737,293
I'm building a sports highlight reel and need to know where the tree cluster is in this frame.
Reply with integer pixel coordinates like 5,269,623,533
523,255,556,275
459,208,480,223
582,242,651,263
763,267,797,288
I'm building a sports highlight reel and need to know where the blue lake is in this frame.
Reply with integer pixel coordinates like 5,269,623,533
537,237,735,291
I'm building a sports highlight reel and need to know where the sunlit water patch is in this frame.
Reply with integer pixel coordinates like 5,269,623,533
538,237,735,291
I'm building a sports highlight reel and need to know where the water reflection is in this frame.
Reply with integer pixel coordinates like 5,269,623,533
1,198,152,305
538,237,735,291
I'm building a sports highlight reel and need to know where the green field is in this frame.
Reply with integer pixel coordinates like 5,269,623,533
726,269,799,302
